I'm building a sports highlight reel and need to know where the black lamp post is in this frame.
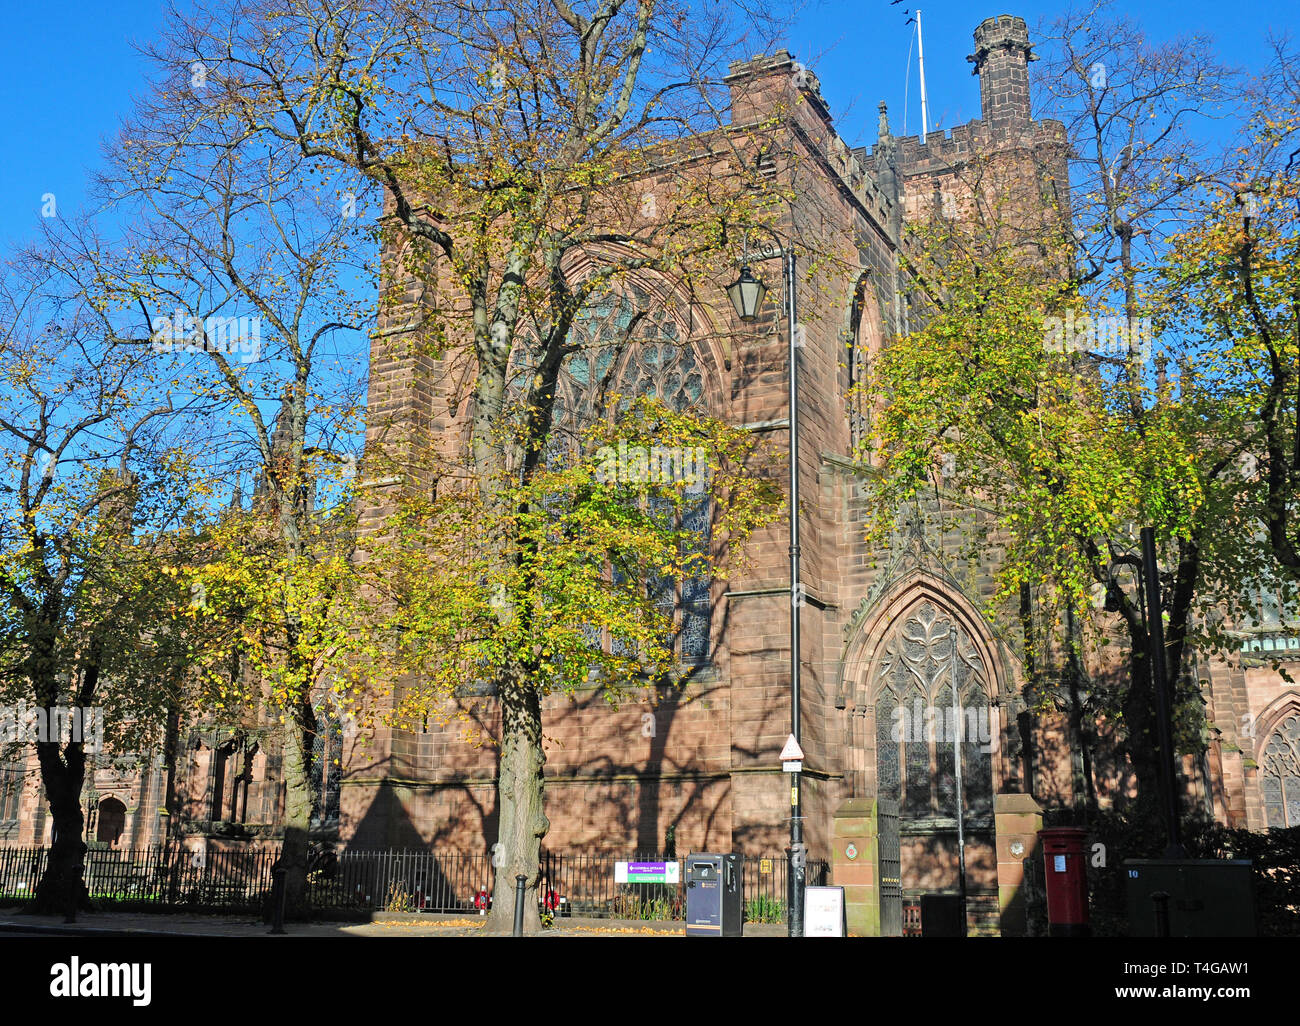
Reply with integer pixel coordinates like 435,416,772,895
727,238,804,937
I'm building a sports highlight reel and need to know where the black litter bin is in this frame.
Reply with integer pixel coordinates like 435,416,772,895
685,853,743,936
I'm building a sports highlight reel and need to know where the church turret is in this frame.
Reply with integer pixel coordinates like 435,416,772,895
967,14,1036,133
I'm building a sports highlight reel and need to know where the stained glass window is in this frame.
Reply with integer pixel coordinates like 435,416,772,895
308,725,324,823
872,602,995,824
1239,523,1298,637
962,685,994,820
935,683,956,814
904,684,930,816
876,689,899,802
1261,714,1300,829
310,714,343,828
610,563,634,658
679,496,711,663
555,289,712,666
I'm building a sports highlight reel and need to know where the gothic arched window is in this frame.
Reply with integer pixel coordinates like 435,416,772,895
210,742,232,821
903,683,930,815
552,288,712,666
1261,714,1300,829
310,714,344,828
96,797,126,847
0,764,21,823
872,602,995,823
1238,526,1299,656
935,683,957,814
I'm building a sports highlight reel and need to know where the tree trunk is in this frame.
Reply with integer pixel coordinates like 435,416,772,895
485,678,548,935
1120,648,1162,808
277,697,317,919
29,738,91,916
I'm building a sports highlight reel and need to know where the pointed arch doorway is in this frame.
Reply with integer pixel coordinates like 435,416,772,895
853,595,1004,935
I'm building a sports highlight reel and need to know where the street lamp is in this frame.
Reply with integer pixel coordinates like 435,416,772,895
727,236,804,937
726,266,767,322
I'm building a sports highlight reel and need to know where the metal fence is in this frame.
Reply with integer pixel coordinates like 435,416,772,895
0,845,278,912
0,846,829,921
535,851,829,920
314,850,494,914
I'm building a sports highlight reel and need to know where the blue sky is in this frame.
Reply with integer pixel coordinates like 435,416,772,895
0,3,164,251
2,1,1298,251
788,0,1300,150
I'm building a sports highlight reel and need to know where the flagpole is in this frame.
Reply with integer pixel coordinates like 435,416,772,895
917,8,931,144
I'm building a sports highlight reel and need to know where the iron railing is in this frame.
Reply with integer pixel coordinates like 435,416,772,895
0,845,829,921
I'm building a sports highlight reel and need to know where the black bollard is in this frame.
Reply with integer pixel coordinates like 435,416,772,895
1151,891,1171,938
270,867,287,935
513,874,527,937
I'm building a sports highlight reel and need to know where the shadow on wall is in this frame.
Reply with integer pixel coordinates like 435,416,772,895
342,596,741,857
1000,834,1048,937
343,700,502,854
545,680,734,853
521,593,741,853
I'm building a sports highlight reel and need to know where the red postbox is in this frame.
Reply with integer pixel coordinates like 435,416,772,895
1038,827,1090,936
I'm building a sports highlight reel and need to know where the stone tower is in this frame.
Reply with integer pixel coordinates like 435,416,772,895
967,14,1036,133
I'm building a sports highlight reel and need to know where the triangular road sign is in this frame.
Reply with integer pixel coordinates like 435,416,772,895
779,734,804,761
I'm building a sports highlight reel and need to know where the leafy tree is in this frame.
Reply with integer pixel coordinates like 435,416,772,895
136,0,788,932
0,252,207,912
53,33,380,912
860,196,1284,812
1164,46,1300,585
857,7,1285,816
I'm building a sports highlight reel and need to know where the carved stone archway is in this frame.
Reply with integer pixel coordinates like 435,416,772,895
96,796,127,847
840,573,1013,800
837,580,1016,935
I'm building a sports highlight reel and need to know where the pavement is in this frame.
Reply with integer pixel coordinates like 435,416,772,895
0,907,789,938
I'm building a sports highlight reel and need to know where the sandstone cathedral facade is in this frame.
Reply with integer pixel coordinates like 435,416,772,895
4,14,1297,936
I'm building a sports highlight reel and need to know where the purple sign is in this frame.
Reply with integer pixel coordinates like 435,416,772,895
615,861,681,884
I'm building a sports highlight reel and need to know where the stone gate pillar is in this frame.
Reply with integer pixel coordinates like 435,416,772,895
832,797,882,936
994,792,1042,936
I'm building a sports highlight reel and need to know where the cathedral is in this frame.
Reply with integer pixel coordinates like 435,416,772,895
3,14,1297,937
341,14,1300,933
